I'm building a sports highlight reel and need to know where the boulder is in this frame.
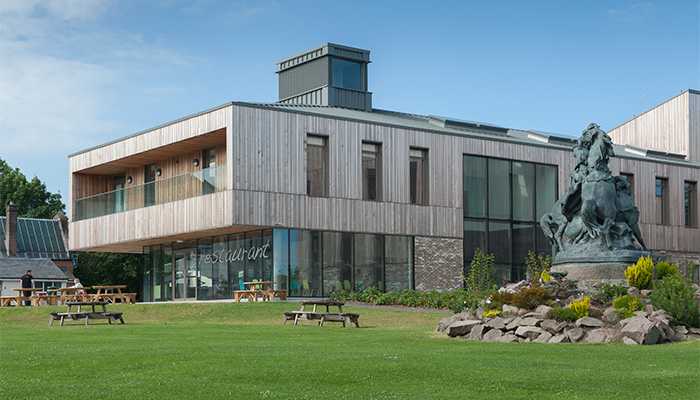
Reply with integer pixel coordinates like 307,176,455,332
627,287,640,296
436,311,474,332
522,312,546,319
690,327,700,335
469,324,489,341
582,331,607,344
534,331,553,343
640,289,652,297
576,316,604,328
649,310,672,323
634,311,648,318
672,325,688,335
654,320,674,343
535,305,553,316
602,308,620,324
620,316,661,345
515,326,544,340
501,280,529,293
486,317,507,330
497,333,519,343
567,327,585,343
502,305,520,315
517,308,529,317
475,307,485,320
622,336,639,345
643,303,655,313
521,317,542,326
505,317,524,331
446,320,482,337
540,319,567,334
482,329,504,342
549,333,570,343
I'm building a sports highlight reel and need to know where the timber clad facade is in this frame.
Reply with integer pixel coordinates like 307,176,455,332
68,44,700,301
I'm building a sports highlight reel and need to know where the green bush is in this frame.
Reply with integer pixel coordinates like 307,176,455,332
625,255,654,289
510,287,552,310
524,251,551,286
592,283,629,304
612,295,644,312
656,260,678,280
613,309,636,320
649,277,700,327
548,306,578,322
463,248,496,296
570,297,590,318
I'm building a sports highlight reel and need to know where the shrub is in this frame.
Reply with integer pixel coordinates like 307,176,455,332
570,297,590,318
483,309,501,318
541,270,551,282
510,287,552,310
358,287,382,303
649,277,700,327
463,248,496,296
592,283,628,304
525,251,551,286
614,309,636,320
489,291,515,307
612,295,644,312
625,255,654,289
656,260,678,280
548,306,578,322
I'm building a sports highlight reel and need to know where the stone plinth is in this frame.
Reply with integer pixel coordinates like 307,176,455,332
551,263,631,288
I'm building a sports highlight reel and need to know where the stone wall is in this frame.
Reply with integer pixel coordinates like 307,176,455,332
414,236,463,292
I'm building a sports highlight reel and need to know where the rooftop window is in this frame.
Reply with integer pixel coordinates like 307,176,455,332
332,58,362,91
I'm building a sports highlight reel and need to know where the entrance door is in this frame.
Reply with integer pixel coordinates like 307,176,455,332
173,247,197,300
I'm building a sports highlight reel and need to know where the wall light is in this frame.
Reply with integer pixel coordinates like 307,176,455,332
127,176,133,184
156,168,162,177
193,158,200,167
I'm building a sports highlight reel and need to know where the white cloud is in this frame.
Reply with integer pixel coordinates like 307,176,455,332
607,2,654,24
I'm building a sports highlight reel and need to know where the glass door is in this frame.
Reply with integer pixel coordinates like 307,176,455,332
173,247,197,300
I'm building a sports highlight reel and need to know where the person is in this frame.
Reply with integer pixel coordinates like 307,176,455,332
20,270,34,306
69,278,85,295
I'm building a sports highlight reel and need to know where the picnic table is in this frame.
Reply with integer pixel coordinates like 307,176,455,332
91,285,136,304
49,301,125,326
8,288,50,306
49,286,92,303
234,281,287,302
283,300,359,327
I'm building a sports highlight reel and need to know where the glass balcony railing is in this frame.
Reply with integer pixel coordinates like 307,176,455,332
74,165,227,221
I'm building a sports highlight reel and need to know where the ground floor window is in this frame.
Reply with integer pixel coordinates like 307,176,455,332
142,229,413,301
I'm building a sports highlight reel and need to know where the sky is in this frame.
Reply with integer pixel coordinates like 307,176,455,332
0,0,699,208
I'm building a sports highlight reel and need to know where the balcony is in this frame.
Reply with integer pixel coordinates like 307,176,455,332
73,165,227,221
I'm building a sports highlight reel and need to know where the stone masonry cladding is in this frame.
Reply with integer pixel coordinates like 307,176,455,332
414,236,463,292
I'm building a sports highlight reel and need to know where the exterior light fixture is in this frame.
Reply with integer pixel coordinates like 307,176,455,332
156,168,162,177
193,159,200,167
127,176,133,184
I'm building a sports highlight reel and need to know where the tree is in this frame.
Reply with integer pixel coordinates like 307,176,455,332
0,158,65,218
74,252,143,299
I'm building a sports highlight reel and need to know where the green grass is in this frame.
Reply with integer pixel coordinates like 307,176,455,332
1,302,699,399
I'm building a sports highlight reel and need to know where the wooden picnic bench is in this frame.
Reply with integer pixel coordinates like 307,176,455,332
283,300,360,327
48,301,125,326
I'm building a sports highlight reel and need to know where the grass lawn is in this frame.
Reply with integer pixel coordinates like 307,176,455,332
1,302,699,399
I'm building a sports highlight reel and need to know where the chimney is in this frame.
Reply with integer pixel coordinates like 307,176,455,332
5,202,18,257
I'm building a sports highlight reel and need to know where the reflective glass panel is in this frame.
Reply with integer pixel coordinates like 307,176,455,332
512,162,534,221
463,155,487,218
354,234,384,292
488,159,510,219
332,58,362,90
385,236,412,292
535,164,557,221
322,232,354,295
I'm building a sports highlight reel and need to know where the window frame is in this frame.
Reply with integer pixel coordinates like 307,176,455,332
409,148,428,205
306,135,329,197
362,142,382,201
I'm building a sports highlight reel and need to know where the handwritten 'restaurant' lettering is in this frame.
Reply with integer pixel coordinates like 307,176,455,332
199,239,271,265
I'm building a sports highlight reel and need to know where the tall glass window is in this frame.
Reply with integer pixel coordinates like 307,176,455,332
488,158,510,219
362,142,381,201
197,238,214,300
273,229,289,291
212,235,229,298
332,58,362,91
228,233,246,290
202,147,216,195
307,135,328,197
290,230,322,296
512,162,534,221
144,163,156,207
113,174,126,213
535,164,558,220
322,232,354,295
354,234,384,292
385,236,413,292
685,181,697,227
463,156,487,217
410,148,428,205
656,177,669,225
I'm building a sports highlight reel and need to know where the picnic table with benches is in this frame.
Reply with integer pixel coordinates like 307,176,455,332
234,281,287,302
49,301,125,326
283,300,359,327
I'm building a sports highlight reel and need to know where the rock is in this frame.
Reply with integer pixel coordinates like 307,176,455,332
690,327,700,335
515,326,544,340
469,324,489,341
497,333,519,343
627,287,640,296
549,333,570,343
486,317,507,330
502,305,520,315
602,308,620,324
540,319,567,334
521,317,542,326
475,307,485,320
534,331,553,343
445,320,482,337
482,329,504,342
501,280,529,293
517,308,529,317
649,310,671,323
535,305,553,316
640,289,652,297
505,317,524,331
654,320,674,342
522,312,546,319
643,303,655,313
622,337,639,345
672,325,688,335
633,311,648,318
567,327,585,342
620,316,661,345
582,331,607,344
436,312,473,332
576,316,604,328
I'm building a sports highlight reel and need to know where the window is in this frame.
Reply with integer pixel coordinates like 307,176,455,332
202,147,216,195
409,148,428,205
656,177,669,225
306,135,328,197
113,174,125,213
332,58,362,91
686,181,697,227
362,142,381,201
619,173,634,201
144,163,156,207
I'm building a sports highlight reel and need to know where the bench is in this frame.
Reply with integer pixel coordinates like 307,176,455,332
49,311,125,326
234,290,262,302
263,290,288,301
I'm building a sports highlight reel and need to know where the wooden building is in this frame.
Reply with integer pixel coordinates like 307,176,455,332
68,44,699,301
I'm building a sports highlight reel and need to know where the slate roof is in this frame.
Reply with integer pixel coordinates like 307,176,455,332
0,217,69,260
0,258,71,281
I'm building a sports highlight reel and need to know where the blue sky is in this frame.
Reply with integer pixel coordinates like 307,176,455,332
1,0,698,204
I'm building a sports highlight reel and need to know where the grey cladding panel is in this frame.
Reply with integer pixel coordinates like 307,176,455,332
278,57,330,100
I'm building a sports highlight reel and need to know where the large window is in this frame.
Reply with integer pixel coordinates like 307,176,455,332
686,181,697,228
144,163,156,207
307,135,328,197
202,147,216,195
332,58,362,91
362,142,381,201
410,148,428,205
463,155,557,282
656,177,669,225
